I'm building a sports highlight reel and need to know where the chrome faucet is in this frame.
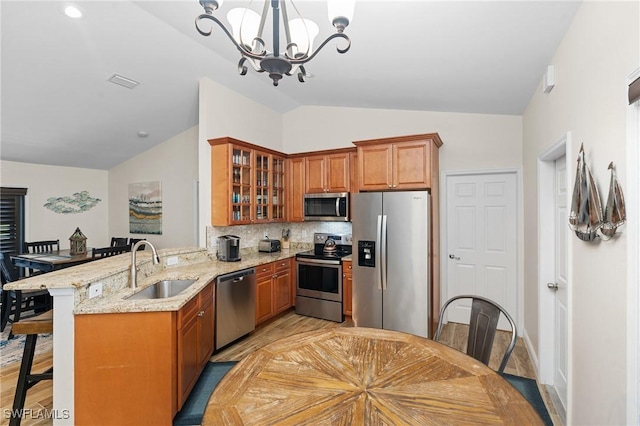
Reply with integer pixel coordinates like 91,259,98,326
130,240,160,289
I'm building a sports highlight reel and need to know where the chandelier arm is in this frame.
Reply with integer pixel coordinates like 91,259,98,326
287,32,351,64
195,14,267,61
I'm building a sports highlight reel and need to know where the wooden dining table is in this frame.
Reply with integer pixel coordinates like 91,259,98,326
203,327,543,425
11,249,95,273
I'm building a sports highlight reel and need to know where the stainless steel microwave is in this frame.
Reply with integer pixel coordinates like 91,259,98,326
303,192,349,221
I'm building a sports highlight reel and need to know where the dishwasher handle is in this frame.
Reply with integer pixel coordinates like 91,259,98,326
216,267,256,284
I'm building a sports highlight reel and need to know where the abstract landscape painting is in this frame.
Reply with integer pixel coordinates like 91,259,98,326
129,181,162,234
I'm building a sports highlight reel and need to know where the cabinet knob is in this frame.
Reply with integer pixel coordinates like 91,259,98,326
197,310,205,317
343,274,346,278
388,184,392,188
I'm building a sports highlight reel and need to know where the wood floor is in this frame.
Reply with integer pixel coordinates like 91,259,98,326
0,310,559,425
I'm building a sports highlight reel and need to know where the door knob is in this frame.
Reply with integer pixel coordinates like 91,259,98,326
448,254,460,260
547,282,559,290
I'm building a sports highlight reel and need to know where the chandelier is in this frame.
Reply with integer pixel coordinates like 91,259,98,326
195,0,355,86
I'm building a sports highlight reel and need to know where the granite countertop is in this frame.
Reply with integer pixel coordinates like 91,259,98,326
6,246,308,315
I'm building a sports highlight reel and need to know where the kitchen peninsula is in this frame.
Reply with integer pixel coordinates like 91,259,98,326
4,246,307,425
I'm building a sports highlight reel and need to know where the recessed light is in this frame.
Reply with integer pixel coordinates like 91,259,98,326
137,131,149,138
63,5,83,19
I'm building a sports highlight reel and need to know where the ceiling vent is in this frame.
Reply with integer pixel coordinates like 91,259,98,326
106,73,139,89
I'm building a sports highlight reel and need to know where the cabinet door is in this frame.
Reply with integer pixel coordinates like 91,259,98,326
393,141,430,189
271,155,286,221
198,297,214,371
358,144,393,191
255,274,274,324
288,158,305,222
273,263,291,314
230,145,253,224
305,155,326,193
177,312,199,408
326,153,350,193
254,151,270,223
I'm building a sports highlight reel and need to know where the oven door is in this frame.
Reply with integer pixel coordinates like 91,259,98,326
296,258,343,302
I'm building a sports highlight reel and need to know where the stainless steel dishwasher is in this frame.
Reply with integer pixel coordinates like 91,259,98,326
215,267,256,350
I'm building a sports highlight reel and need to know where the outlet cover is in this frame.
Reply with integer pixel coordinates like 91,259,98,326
166,256,178,266
89,282,103,299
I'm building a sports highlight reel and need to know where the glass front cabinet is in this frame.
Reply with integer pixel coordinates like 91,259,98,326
210,137,287,226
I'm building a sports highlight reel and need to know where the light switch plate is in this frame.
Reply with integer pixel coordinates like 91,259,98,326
89,282,103,298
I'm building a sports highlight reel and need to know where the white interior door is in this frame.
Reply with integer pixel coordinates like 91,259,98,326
445,172,517,330
552,155,569,409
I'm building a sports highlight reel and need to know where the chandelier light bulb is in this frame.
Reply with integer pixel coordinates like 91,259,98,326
327,0,355,31
288,18,319,58
227,8,261,49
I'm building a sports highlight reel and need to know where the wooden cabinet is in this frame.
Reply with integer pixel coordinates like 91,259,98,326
287,157,305,222
304,151,352,193
74,281,215,425
353,134,443,191
209,137,287,226
342,259,353,316
178,282,214,407
255,259,292,325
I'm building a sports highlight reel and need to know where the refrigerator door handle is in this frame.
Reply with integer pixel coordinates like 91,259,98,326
381,214,388,291
376,215,382,290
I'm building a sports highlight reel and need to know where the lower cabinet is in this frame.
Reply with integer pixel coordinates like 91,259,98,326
177,282,214,408
75,281,215,425
343,260,353,316
255,259,292,325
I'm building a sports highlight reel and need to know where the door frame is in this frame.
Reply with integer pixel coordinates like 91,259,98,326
537,132,571,421
627,67,640,425
440,168,523,329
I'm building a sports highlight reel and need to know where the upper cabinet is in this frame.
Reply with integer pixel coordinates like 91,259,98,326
304,150,354,193
209,137,287,226
353,134,443,192
287,157,305,222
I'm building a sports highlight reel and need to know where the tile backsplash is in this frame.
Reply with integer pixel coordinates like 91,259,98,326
206,222,352,251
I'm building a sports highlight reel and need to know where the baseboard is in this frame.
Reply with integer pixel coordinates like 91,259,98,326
521,327,540,379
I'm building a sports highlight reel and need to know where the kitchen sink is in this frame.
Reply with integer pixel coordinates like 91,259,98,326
126,279,197,300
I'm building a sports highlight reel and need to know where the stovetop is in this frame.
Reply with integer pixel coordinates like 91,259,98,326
295,233,352,261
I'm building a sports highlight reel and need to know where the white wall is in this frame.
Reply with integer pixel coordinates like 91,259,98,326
522,1,639,424
198,78,283,246
108,126,199,249
0,160,109,248
283,106,523,172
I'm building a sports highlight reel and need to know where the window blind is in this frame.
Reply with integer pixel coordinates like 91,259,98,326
630,76,640,105
0,187,28,256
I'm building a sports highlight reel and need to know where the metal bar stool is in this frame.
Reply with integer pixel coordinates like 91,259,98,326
10,310,53,426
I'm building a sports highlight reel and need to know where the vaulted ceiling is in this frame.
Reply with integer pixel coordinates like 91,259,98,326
1,1,581,169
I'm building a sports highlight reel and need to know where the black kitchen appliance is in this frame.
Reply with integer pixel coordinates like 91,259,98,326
295,233,352,322
216,235,241,262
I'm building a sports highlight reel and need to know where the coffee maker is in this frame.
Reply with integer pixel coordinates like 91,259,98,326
216,235,241,261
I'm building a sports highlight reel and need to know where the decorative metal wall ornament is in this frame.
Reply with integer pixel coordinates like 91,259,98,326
195,0,354,86
569,144,603,241
43,191,101,214
598,162,626,240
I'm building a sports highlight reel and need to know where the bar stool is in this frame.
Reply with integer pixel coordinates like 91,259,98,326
10,310,53,426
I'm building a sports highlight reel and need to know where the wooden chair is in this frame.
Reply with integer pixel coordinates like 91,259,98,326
22,240,60,276
0,253,51,338
434,294,517,374
23,240,60,254
129,238,146,251
9,310,54,426
92,246,130,259
110,237,128,247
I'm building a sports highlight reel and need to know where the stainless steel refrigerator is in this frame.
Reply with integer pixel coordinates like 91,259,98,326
352,191,430,338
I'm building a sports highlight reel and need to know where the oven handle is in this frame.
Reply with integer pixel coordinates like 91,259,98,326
296,258,342,266
381,214,388,291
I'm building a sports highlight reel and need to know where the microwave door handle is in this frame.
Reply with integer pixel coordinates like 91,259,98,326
335,197,340,217
381,215,388,291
